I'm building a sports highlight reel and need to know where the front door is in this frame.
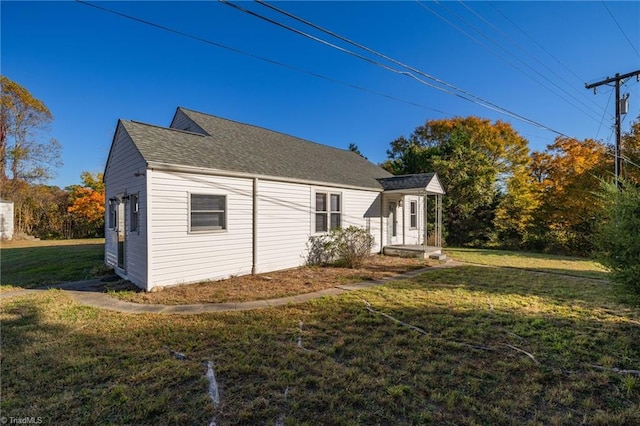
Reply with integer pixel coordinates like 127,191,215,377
116,198,127,271
388,201,400,245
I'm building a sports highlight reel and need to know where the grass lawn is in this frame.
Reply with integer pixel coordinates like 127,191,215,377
0,238,107,290
446,247,609,280
2,249,638,425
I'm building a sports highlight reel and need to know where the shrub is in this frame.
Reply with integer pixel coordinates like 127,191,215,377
306,226,375,268
593,180,640,294
306,233,337,266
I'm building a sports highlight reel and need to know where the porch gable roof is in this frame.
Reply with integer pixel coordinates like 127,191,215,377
377,173,444,195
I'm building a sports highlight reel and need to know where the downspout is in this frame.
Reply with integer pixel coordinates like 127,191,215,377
252,177,258,275
380,192,385,254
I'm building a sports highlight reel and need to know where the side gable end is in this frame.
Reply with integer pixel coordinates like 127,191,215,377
104,120,147,183
169,107,209,135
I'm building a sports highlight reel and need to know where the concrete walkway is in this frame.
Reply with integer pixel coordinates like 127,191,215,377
1,261,463,314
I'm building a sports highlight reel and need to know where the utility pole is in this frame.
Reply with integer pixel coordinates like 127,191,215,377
586,69,640,188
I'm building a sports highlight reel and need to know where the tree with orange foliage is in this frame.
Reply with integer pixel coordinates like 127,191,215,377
621,114,640,184
67,172,105,237
528,137,612,254
384,116,531,246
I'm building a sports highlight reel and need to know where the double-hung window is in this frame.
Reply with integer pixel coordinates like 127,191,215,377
108,199,117,229
130,194,139,233
315,192,341,233
190,194,226,232
410,200,417,229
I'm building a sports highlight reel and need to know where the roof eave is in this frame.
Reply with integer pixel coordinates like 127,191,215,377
146,161,385,192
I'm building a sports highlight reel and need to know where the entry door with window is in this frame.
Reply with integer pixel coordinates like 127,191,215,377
116,198,127,271
388,201,400,245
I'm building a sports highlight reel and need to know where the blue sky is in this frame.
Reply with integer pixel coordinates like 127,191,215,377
2,1,639,189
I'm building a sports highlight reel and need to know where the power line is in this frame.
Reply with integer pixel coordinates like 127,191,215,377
456,1,609,117
601,1,640,59
418,0,605,123
226,0,569,136
596,89,615,140
586,70,640,187
488,2,588,86
73,0,453,116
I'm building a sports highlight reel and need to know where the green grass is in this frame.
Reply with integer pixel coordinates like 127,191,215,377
446,247,610,280
0,239,106,289
2,250,638,425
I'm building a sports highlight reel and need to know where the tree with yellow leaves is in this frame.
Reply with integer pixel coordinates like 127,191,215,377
528,137,611,254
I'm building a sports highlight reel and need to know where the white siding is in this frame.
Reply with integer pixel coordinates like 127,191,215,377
427,175,445,194
104,123,148,288
402,196,424,245
255,183,383,273
148,170,253,289
0,201,14,240
341,188,383,253
255,181,311,273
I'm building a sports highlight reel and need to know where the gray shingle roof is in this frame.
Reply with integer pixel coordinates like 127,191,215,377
377,173,443,194
121,108,393,190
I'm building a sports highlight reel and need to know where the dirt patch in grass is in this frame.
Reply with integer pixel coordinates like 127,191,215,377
112,256,436,305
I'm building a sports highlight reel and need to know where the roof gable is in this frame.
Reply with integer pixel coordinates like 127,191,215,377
120,108,392,190
377,173,444,194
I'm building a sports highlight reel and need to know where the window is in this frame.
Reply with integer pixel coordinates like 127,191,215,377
108,199,116,229
130,194,139,232
315,192,341,232
410,200,417,229
190,194,226,232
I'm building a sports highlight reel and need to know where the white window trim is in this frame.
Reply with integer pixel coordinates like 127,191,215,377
130,193,140,234
188,193,228,234
108,198,117,229
409,199,418,230
313,189,342,234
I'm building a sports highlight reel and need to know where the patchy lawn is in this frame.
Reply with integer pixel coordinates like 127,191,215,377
112,256,436,304
0,238,107,290
1,254,637,425
446,247,609,280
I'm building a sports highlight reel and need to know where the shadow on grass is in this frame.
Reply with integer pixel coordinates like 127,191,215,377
0,294,214,424
1,287,638,425
402,265,622,305
445,248,610,281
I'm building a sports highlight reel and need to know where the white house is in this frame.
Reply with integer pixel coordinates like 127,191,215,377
0,200,14,240
104,107,444,291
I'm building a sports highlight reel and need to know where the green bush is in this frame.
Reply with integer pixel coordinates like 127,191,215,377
306,226,375,268
593,180,640,293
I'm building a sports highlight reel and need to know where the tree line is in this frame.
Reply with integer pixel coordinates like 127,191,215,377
2,74,639,267
381,115,640,256
1,75,104,239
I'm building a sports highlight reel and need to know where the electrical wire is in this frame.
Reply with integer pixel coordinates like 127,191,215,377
596,89,615,140
601,0,640,59
418,0,605,123
224,0,569,136
73,0,453,116
456,1,609,117
488,2,588,86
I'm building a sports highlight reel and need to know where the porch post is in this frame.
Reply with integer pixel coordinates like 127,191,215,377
380,192,385,254
436,194,442,247
423,191,428,252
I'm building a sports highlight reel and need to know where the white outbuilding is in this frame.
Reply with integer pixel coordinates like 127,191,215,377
0,200,14,240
